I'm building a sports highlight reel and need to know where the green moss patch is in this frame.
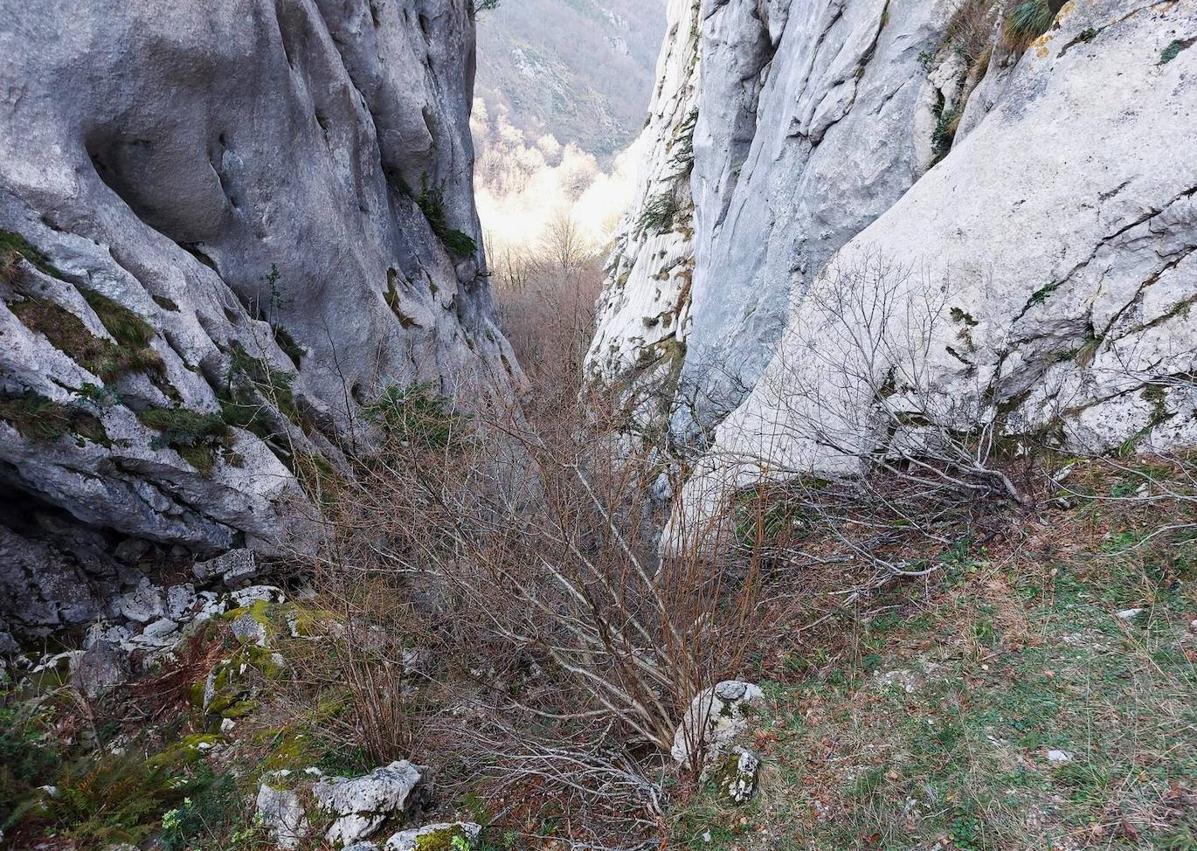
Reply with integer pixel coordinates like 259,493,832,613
413,824,473,850
417,183,477,258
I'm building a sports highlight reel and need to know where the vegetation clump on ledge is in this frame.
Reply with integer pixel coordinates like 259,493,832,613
416,182,478,259
0,391,109,446
137,406,232,474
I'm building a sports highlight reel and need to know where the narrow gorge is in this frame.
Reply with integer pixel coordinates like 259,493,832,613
2,1,1196,849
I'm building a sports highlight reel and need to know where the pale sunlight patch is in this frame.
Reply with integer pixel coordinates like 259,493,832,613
471,99,640,258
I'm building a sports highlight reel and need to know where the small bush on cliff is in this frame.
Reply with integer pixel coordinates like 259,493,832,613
365,382,465,451
417,183,478,258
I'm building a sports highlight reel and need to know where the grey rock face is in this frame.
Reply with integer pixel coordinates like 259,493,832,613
0,0,514,629
589,0,948,437
587,0,701,431
598,0,1197,503
687,0,1197,490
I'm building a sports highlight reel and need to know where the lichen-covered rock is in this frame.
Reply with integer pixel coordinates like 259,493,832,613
0,0,514,632
192,549,259,590
712,746,761,804
384,821,481,851
313,761,424,847
671,680,764,767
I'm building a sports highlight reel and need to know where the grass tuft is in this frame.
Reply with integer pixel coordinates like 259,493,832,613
1003,0,1056,51
0,392,108,445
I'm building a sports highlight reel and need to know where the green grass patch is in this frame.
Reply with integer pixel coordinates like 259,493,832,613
0,229,61,280
8,292,163,382
1004,0,1056,50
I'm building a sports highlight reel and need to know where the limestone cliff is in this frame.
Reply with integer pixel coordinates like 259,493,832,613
0,0,513,634
591,0,1197,483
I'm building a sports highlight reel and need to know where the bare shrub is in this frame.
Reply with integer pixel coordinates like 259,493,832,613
275,239,770,845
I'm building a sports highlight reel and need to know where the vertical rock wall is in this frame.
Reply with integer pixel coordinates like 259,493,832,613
0,0,514,634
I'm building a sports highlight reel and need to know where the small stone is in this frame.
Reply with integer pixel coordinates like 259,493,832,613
194,549,260,589
143,617,179,639
231,612,268,646
165,584,198,621
256,779,310,850
384,822,481,851
71,641,129,700
717,747,761,804
231,585,285,607
114,578,164,623
1047,749,1074,764
1116,608,1144,621
220,717,236,733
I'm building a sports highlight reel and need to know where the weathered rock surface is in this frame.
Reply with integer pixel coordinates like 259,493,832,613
587,0,701,433
256,774,311,850
313,761,424,847
682,0,1197,505
595,0,1197,508
0,0,514,636
589,0,949,438
70,640,129,700
671,679,763,767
